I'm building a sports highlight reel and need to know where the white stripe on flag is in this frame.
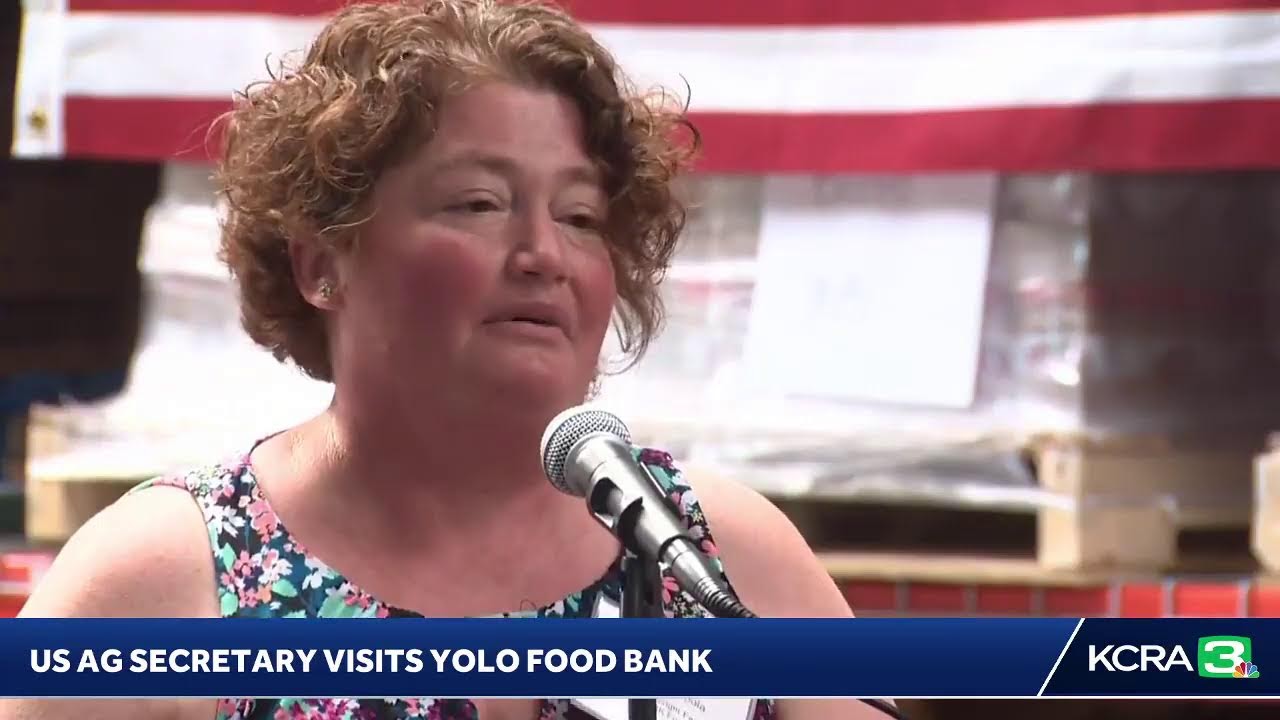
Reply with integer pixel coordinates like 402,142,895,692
13,0,70,157
55,9,1280,113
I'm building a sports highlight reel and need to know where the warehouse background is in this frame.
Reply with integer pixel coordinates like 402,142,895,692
7,1,1280,718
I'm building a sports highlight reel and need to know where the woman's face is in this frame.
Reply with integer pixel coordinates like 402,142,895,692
329,81,617,420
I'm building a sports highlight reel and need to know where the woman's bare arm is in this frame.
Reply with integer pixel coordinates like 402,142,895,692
0,487,219,720
690,470,900,720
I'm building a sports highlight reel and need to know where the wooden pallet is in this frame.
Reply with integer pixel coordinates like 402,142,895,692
1251,435,1280,572
819,551,1280,618
23,477,138,545
17,411,145,545
1032,435,1253,570
696,434,1258,574
19,410,1261,571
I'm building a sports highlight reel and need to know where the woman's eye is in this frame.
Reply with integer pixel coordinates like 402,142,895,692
564,213,601,230
449,198,500,213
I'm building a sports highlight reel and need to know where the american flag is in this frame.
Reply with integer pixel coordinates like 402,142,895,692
12,0,1280,172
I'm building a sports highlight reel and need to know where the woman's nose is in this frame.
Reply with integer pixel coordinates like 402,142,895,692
510,210,569,282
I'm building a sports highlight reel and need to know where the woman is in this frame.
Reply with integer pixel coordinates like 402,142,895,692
3,2,885,718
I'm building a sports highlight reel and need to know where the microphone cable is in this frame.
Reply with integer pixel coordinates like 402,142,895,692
697,587,908,720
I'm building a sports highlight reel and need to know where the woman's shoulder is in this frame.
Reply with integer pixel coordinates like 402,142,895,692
632,445,774,534
649,452,855,620
129,453,252,498
17,460,230,620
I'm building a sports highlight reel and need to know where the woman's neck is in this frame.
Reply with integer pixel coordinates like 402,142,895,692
297,399,578,547
252,406,619,616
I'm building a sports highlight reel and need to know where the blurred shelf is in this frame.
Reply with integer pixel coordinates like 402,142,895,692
820,540,1260,588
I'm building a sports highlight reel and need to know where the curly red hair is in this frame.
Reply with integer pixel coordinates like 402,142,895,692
215,0,697,381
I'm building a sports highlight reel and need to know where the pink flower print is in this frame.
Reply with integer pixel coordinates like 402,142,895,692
699,537,720,558
219,571,245,595
680,491,699,516
247,497,279,540
258,549,292,585
301,557,330,590
685,524,717,558
296,700,329,719
315,698,365,718
234,551,255,578
222,483,236,499
237,585,261,609
639,448,675,470
216,697,248,718
670,490,702,521
345,589,374,609
661,575,680,605
151,474,180,490
272,702,312,720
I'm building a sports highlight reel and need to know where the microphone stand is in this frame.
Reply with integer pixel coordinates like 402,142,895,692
621,550,662,720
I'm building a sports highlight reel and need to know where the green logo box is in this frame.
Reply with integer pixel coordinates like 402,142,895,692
1198,636,1256,679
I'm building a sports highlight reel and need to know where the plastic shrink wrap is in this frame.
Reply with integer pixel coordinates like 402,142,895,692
25,167,1280,507
604,172,1280,505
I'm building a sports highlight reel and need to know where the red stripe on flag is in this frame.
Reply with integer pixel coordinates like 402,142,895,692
1117,584,1164,617
974,586,1034,615
1042,588,1110,616
1249,585,1280,618
1170,582,1243,617
62,96,1280,172
697,100,1280,173
64,0,1280,25
905,584,967,612
842,582,898,613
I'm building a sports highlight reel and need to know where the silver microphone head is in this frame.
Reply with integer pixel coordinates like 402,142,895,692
540,405,632,495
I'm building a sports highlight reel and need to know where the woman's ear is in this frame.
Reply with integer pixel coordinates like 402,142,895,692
289,237,342,309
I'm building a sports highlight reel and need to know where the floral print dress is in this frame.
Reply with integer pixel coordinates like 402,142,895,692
133,445,777,720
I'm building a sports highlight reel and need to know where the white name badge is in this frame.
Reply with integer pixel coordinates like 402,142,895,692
571,697,757,720
576,595,756,720
592,594,621,620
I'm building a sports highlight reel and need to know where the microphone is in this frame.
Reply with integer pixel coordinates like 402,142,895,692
540,405,756,620
540,406,909,720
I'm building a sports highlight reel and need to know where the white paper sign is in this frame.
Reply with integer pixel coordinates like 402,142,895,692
742,175,995,409
575,595,755,720
571,697,757,720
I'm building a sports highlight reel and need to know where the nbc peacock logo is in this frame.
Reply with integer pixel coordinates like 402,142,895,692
1233,661,1260,679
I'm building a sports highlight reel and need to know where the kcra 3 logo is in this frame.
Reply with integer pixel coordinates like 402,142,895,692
1089,636,1260,678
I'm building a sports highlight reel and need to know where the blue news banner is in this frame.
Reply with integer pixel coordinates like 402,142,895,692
0,618,1278,698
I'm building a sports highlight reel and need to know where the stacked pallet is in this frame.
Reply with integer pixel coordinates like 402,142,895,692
16,169,1280,590
1251,437,1280,574
634,171,1280,583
